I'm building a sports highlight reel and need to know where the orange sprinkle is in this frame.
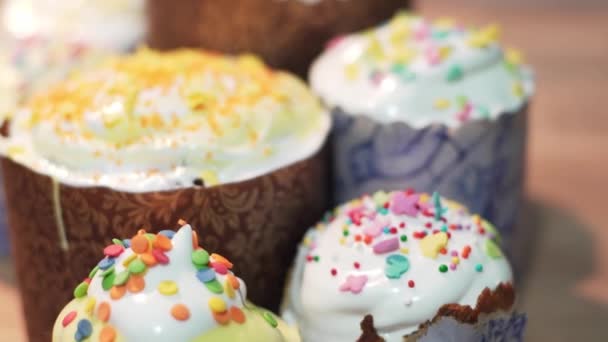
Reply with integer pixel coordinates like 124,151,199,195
192,231,199,249
364,235,373,245
131,235,150,254
211,253,233,269
230,306,246,324
110,286,126,300
97,302,111,322
171,304,190,321
212,310,231,325
226,274,240,290
127,275,146,293
141,252,157,266
154,233,173,251
99,326,117,342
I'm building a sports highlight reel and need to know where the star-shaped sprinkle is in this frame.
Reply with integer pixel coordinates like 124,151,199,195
390,192,420,217
339,275,368,294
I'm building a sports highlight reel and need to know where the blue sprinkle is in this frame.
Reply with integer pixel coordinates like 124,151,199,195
74,331,84,342
441,225,448,232
446,64,464,82
122,239,131,248
158,230,176,239
196,268,216,283
97,257,115,270
345,218,352,225
383,227,390,234
378,208,389,216
77,319,92,338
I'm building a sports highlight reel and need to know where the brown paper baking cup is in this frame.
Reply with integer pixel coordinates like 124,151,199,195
2,147,328,342
146,0,409,77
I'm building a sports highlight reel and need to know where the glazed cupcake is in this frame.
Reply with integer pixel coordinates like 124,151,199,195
0,49,329,340
146,0,408,77
53,223,300,341
283,190,526,341
310,13,534,255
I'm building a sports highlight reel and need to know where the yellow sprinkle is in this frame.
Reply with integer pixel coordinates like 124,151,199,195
344,63,360,80
208,297,227,313
400,247,410,255
85,297,96,315
7,145,25,157
419,193,430,204
467,24,501,48
366,37,385,61
158,280,178,296
452,257,460,265
420,232,448,259
200,170,219,186
439,46,452,60
302,237,312,247
339,237,347,246
513,82,524,97
225,280,235,299
433,98,451,110
122,254,137,267
506,48,524,65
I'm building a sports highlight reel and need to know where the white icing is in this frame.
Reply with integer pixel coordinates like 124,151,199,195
0,50,330,192
283,191,513,342
2,0,144,50
310,14,534,128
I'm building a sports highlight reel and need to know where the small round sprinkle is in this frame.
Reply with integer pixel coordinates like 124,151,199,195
76,319,92,339
97,302,111,322
439,264,448,273
196,268,216,283
205,279,224,294
400,235,408,242
98,258,115,270
152,249,170,264
159,230,176,239
211,253,233,269
408,280,415,288
192,250,210,266
313,255,320,262
99,326,117,342
127,275,145,293
263,311,278,328
354,262,360,269
73,282,89,298
102,272,116,291
224,280,235,299
212,310,231,325
330,268,337,276
158,280,178,296
230,306,246,324
101,265,115,277
104,244,124,258
62,311,77,327
128,258,147,274
226,274,240,290
171,304,190,321
154,233,173,251
88,266,99,279
110,286,126,300
130,235,150,254
85,298,96,315
476,264,484,272
211,262,228,275
208,297,227,313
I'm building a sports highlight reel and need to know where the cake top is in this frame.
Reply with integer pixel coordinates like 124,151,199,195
53,223,298,342
2,0,144,50
2,48,329,191
285,190,513,341
310,12,534,127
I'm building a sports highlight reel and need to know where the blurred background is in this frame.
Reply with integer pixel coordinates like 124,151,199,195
0,0,607,340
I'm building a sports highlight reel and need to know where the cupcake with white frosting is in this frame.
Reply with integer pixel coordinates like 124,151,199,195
53,223,300,341
0,48,329,341
310,13,534,256
146,0,408,77
283,190,526,341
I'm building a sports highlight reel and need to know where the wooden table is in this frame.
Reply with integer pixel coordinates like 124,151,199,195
1,2,608,340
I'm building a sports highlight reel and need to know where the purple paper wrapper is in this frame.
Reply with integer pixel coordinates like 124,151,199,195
331,106,528,266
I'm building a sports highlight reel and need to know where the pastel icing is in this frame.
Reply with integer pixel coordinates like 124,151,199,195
310,12,534,128
2,0,144,50
1,49,330,191
53,224,299,342
283,190,513,342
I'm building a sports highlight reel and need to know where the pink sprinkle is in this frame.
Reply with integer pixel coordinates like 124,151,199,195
339,275,368,294
152,249,169,265
391,192,420,217
457,103,473,122
408,280,415,288
326,35,345,49
104,244,124,258
354,262,360,269
414,21,431,41
451,251,459,257
450,264,457,271
331,268,337,276
372,237,400,255
425,45,441,65
211,262,228,275
62,311,77,327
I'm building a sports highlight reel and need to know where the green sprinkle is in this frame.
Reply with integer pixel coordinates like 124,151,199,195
88,266,99,279
446,65,463,82
102,272,116,291
439,264,448,273
378,208,389,215
262,311,278,328
400,235,408,242
113,270,130,286
441,225,448,233
485,239,503,259
313,256,320,262
100,265,115,277
191,250,210,266
477,105,491,119
343,230,349,237
73,282,89,298
128,259,147,274
475,264,484,272
456,95,468,109
204,279,224,294
112,238,124,247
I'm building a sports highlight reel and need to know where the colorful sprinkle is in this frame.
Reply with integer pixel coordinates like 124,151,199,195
171,304,191,321
230,306,246,324
130,235,150,254
211,253,234,269
88,266,99,279
122,254,137,267
446,64,463,82
419,232,448,259
85,297,96,315
211,262,228,275
390,192,420,217
408,280,415,288
98,258,115,270
73,282,89,298
226,273,240,290
152,249,170,264
159,230,176,239
102,272,116,291
213,310,231,325
126,275,145,293
128,258,147,274
153,233,173,251
205,279,224,294
225,280,235,299
476,264,484,272
385,254,410,279
339,275,368,294
196,268,216,283
439,264,448,273
192,250,210,266
99,326,117,342
373,237,400,254
104,244,124,258
485,239,503,259
158,280,178,296
208,297,227,313
62,311,77,327
263,311,278,328
97,302,111,322
76,319,92,341
110,285,126,300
